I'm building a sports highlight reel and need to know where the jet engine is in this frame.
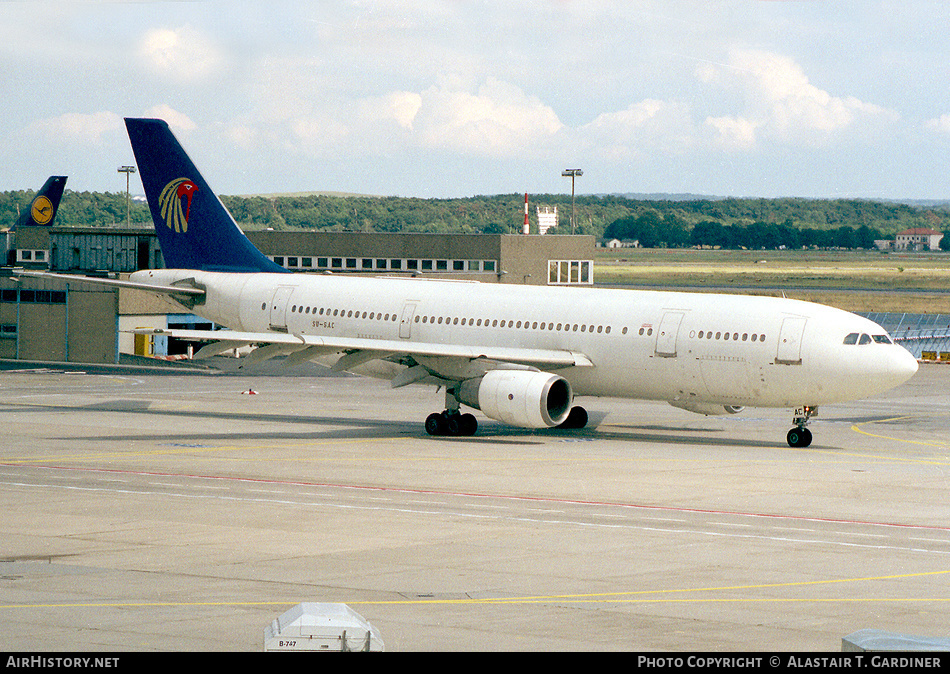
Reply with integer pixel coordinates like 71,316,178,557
669,401,744,416
457,370,573,428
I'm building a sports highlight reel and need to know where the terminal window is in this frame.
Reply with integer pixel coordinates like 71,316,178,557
269,255,499,275
548,260,593,285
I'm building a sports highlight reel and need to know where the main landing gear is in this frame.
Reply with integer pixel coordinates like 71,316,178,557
424,405,590,436
787,405,817,448
425,410,478,437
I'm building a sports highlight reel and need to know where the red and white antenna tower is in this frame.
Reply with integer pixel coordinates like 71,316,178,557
523,193,530,235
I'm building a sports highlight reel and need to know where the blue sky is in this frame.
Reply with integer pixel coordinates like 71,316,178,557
3,1,950,200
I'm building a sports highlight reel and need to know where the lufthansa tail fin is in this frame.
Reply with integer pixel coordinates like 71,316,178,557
13,176,67,229
124,118,287,273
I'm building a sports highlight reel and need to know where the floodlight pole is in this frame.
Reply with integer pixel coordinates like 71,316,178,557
118,165,136,227
561,169,582,233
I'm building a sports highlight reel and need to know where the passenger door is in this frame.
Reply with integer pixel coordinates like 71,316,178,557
268,286,295,331
776,317,806,365
399,302,418,339
655,311,685,358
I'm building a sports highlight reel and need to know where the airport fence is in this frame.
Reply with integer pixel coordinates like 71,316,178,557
860,312,950,362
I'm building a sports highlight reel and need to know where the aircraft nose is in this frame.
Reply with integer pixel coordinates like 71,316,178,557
889,346,919,384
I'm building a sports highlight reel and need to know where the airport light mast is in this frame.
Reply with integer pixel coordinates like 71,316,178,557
561,168,582,233
118,165,136,227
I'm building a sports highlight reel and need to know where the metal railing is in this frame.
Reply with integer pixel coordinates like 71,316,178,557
860,312,950,360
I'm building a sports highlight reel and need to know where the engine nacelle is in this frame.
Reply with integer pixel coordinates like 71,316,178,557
458,370,573,428
669,401,744,416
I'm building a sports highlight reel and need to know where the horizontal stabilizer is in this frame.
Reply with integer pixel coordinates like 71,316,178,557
13,270,206,296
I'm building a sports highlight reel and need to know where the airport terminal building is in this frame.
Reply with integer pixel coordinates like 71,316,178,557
2,227,595,363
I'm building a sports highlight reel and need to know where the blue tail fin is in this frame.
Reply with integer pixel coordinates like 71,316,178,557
125,118,287,273
13,176,67,229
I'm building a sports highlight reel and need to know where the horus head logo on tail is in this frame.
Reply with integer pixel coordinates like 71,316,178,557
159,178,199,233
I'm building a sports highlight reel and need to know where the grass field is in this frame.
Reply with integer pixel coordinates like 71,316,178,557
594,248,950,314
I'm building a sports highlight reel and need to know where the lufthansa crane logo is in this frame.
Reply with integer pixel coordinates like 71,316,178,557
159,177,199,233
30,196,54,225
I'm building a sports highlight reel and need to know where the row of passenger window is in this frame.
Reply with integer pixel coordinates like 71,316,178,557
285,304,776,344
843,332,892,345
287,303,777,343
287,303,622,335
693,330,767,343
414,314,614,334
291,305,397,321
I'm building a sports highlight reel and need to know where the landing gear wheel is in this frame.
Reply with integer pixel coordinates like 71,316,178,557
425,411,478,437
445,414,461,435
557,406,589,429
425,412,446,436
787,427,812,448
787,405,817,447
458,413,478,436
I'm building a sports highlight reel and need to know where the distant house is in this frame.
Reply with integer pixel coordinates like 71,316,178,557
893,228,944,251
604,238,639,249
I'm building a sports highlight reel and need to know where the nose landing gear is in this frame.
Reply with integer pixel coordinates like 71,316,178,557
787,406,817,447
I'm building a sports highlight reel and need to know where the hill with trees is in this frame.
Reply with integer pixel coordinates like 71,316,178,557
2,188,949,250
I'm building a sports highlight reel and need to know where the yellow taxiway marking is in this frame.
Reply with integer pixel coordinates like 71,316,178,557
851,414,950,452
2,570,948,610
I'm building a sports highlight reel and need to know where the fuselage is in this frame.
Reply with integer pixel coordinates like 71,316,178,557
131,268,918,410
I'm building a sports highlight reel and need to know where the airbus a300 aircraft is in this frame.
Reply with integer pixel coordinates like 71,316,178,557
22,118,919,447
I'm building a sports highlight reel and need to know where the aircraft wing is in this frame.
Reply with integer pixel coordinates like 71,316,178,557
132,328,594,377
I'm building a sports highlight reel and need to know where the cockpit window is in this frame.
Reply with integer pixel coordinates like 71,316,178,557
844,332,893,346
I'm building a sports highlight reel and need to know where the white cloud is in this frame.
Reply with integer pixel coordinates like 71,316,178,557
926,114,950,135
697,48,899,148
413,78,563,157
373,91,423,131
236,77,561,161
143,105,197,134
137,25,227,83
289,115,350,154
224,123,257,150
25,111,123,144
704,115,758,152
581,99,695,160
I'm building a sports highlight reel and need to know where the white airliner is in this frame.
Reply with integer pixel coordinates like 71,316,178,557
21,119,919,447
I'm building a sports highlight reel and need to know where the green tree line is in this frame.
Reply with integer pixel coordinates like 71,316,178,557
603,212,902,250
2,188,949,249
